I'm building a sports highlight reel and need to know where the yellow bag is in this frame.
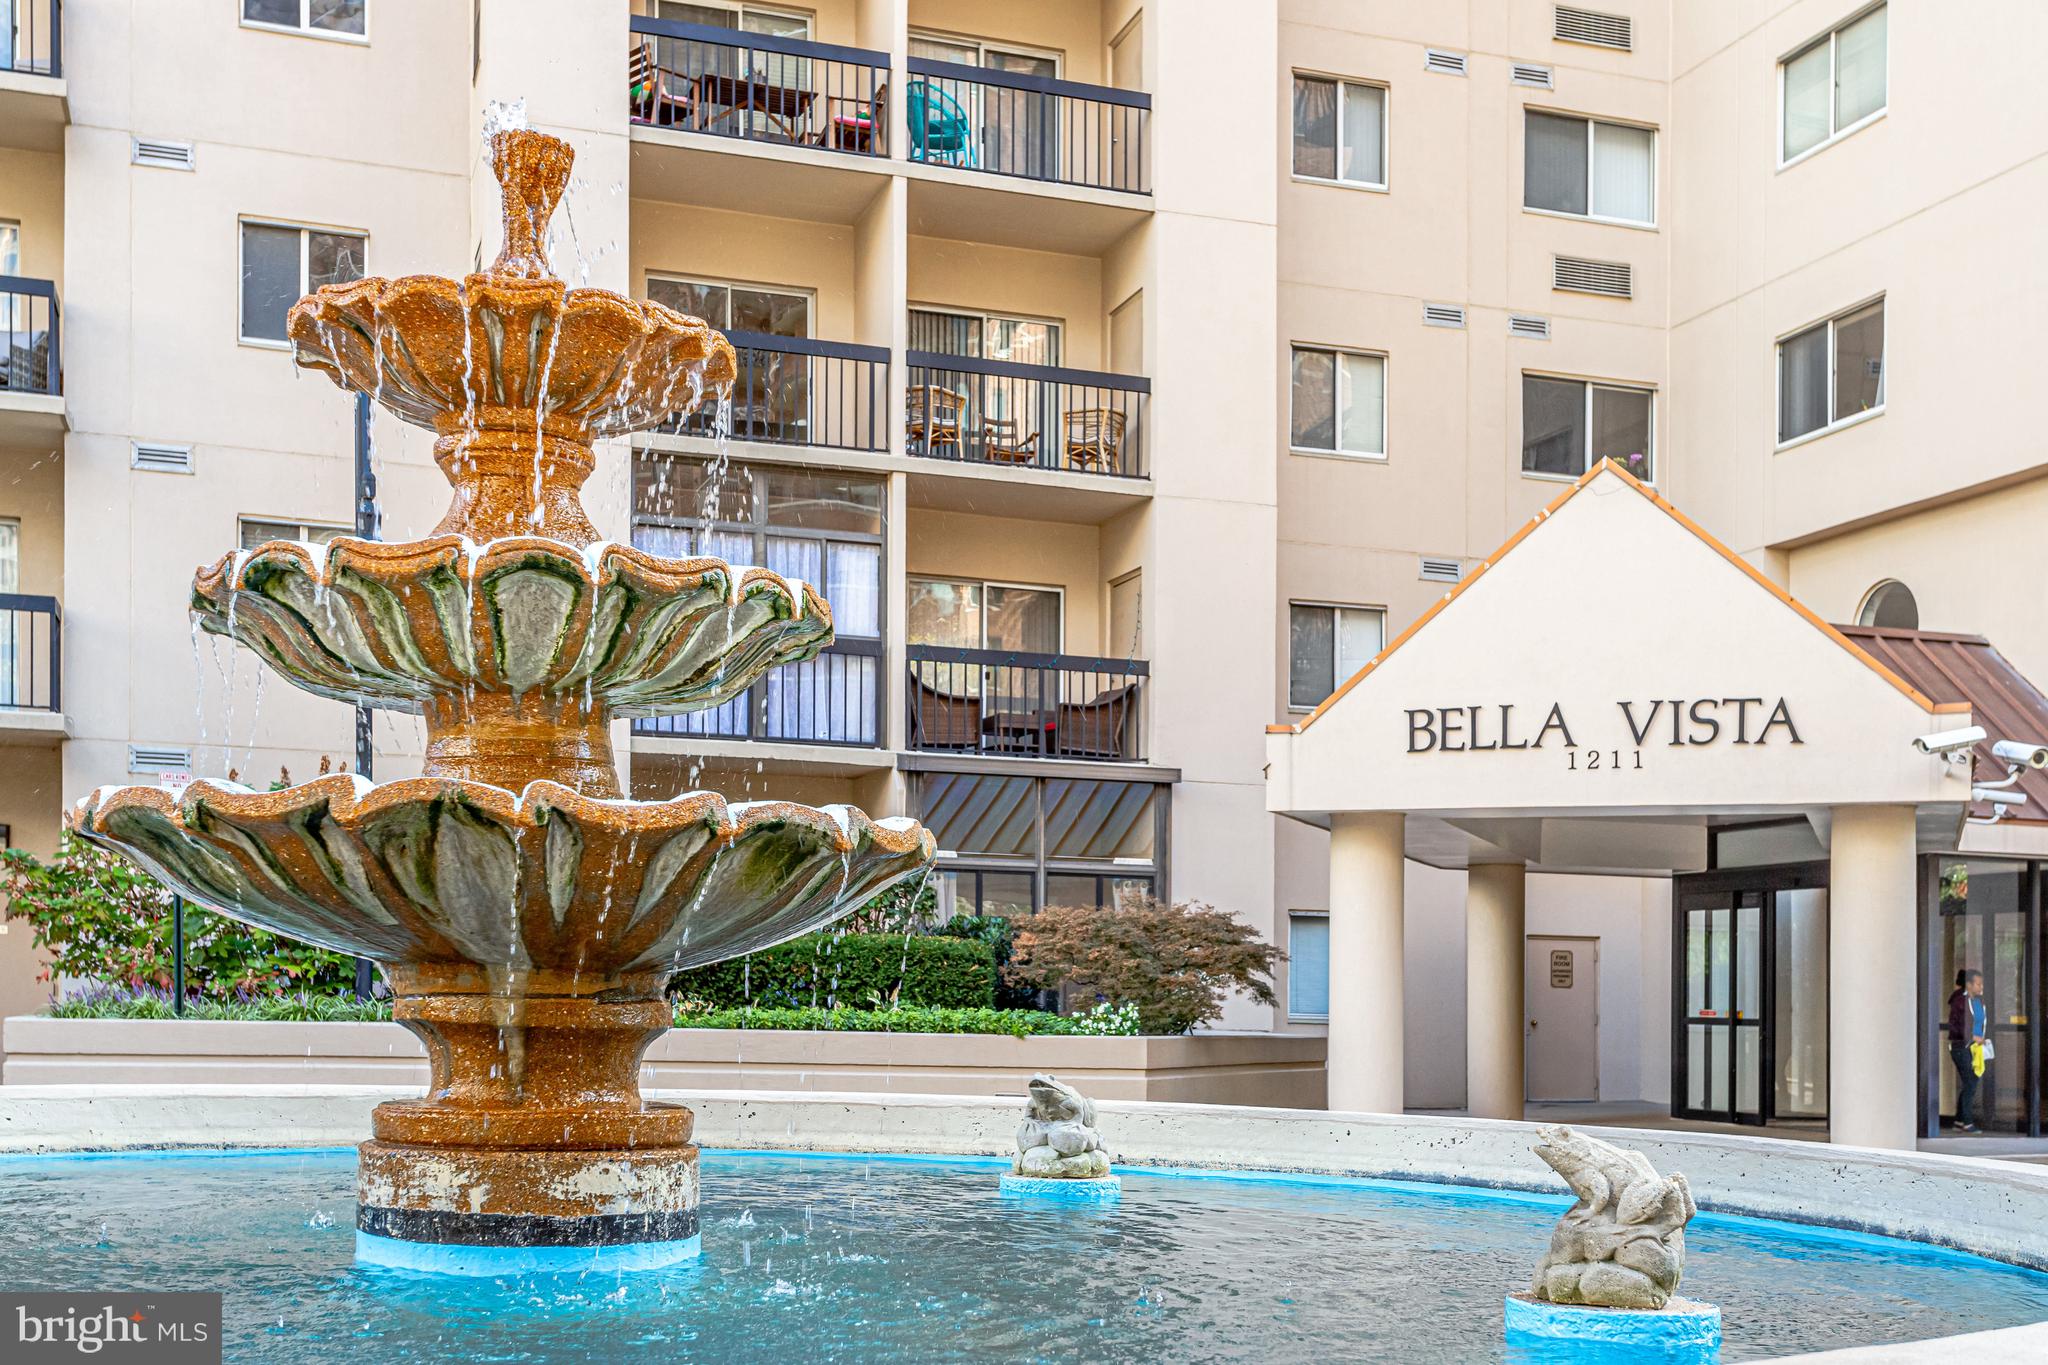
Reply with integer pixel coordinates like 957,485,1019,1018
1970,1042,1986,1078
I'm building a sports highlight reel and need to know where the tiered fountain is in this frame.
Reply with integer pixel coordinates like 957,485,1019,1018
70,126,936,1274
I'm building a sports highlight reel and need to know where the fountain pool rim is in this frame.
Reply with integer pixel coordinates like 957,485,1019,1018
3,1080,2047,1358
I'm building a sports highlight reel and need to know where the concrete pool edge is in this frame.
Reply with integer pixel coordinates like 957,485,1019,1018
4,1084,2047,1270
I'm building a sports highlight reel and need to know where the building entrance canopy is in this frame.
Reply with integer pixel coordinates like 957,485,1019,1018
1266,462,1975,875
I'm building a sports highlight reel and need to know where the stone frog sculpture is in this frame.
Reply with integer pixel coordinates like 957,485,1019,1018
1531,1125,1697,1310
1013,1074,1111,1179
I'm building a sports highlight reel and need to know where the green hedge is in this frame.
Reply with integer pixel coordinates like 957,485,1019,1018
669,932,996,1010
673,1004,1137,1037
47,991,392,1022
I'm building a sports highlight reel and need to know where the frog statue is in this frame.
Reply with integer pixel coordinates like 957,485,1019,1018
1531,1125,1697,1310
1013,1074,1112,1180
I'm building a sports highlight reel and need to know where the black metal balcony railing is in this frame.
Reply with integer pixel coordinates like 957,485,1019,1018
0,277,60,397
906,646,1146,763
4,0,61,78
661,332,888,453
905,57,1149,193
628,16,888,157
634,638,882,747
0,594,61,712
906,351,1147,478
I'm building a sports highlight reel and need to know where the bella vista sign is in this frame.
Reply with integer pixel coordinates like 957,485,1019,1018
1406,698,1803,753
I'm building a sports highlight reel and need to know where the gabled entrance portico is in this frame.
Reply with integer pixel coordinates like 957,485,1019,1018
1266,463,1974,1150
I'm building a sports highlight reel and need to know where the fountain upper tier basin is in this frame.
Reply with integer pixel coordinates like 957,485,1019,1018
288,271,735,447
195,536,830,717
70,775,934,973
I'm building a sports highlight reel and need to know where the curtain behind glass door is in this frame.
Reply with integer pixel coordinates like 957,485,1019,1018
981,48,1058,181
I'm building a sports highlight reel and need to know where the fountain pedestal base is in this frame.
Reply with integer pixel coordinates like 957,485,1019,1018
354,1139,702,1274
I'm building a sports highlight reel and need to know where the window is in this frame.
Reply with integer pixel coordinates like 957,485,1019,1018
1290,346,1385,456
242,0,366,40
632,456,884,744
240,518,348,549
1781,4,1886,163
908,579,1062,654
1288,603,1385,710
1857,580,1918,630
648,275,809,337
1524,111,1655,226
1288,912,1331,1019
921,772,1165,920
650,276,811,441
1777,298,1884,444
1292,75,1386,189
1522,375,1653,479
239,221,365,345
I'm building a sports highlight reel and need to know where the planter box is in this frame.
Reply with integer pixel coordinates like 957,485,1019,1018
1,1017,1326,1109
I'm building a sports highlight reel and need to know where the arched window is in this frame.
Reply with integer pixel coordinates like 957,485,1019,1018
1857,579,1919,630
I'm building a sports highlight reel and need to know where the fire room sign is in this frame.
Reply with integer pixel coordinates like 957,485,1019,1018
1405,698,1803,764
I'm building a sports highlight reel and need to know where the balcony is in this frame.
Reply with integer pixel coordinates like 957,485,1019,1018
633,638,883,749
0,593,64,744
629,16,888,159
1,278,59,398
906,646,1146,763
906,351,1146,479
659,331,888,453
1,0,65,152
904,58,1148,194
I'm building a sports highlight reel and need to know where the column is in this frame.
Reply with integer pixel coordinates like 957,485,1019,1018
1829,804,1919,1149
1466,861,1528,1120
1327,812,1406,1113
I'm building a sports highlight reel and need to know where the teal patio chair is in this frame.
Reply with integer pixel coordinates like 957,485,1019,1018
907,80,978,168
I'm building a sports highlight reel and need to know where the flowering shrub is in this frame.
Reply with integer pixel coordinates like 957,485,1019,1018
0,835,359,1002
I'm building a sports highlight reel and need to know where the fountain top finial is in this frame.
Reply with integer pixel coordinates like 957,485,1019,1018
488,128,573,281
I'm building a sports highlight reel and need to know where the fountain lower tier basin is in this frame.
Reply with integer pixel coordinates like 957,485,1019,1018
70,775,934,974
355,1140,701,1276
193,535,829,719
4,1149,2046,1361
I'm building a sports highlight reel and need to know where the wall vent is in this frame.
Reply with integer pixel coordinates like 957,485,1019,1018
1422,303,1467,329
1419,556,1464,583
1553,255,1633,299
1555,6,1633,51
131,137,196,171
131,441,195,473
1508,314,1553,340
128,745,193,774
1423,49,1468,76
1511,63,1555,89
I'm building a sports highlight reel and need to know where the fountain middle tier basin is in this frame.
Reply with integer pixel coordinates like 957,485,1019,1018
71,774,933,974
193,536,831,718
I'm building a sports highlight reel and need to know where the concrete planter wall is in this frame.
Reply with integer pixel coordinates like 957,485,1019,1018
0,1018,1327,1108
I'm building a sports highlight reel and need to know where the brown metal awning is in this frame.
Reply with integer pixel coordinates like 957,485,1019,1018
1837,625,2048,824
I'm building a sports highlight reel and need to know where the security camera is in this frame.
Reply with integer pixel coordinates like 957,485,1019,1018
1913,725,1987,758
1974,787,2029,806
1992,739,2048,770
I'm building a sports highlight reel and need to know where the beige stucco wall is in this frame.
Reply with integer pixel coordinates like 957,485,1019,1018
905,507,1104,654
0,146,64,282
632,199,862,340
908,235,1106,369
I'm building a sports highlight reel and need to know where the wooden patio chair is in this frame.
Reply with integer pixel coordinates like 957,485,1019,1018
908,673,982,750
980,416,1041,465
907,385,966,454
628,40,698,130
822,81,886,152
1055,681,1140,761
1063,407,1127,472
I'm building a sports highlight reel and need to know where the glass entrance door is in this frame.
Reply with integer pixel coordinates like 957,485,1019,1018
1674,863,1831,1128
1678,889,1768,1124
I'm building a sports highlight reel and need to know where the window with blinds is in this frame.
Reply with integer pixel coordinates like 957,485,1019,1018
1290,346,1386,457
1288,913,1331,1019
1524,110,1654,226
1781,4,1886,164
1522,375,1653,479
1288,603,1385,710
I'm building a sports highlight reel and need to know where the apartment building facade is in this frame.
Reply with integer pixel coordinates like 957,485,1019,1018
2,1,2044,1136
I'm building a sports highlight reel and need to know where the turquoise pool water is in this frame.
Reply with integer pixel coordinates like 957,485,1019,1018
1,1147,2044,1362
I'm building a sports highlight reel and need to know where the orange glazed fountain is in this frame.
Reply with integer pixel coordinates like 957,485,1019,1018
70,126,935,1274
